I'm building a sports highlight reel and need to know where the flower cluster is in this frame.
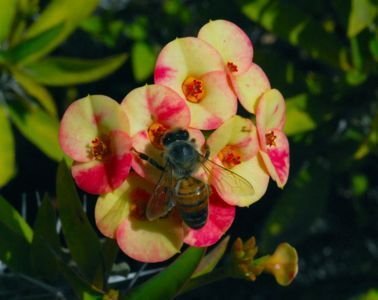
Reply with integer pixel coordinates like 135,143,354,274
59,20,290,263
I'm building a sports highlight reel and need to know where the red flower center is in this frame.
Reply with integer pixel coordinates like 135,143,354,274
88,137,109,161
182,76,205,103
265,131,277,147
148,122,168,149
227,62,238,73
218,145,242,169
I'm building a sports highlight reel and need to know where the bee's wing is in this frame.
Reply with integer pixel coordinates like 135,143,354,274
202,158,255,199
146,167,175,221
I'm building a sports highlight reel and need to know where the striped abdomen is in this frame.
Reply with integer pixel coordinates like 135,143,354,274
174,177,209,229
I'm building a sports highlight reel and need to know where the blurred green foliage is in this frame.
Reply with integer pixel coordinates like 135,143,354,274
0,0,377,299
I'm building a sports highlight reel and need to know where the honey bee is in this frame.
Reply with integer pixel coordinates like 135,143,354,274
135,128,255,229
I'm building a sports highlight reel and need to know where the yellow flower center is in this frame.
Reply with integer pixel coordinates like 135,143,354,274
148,122,168,149
88,137,109,161
182,76,205,103
218,145,242,169
265,131,277,147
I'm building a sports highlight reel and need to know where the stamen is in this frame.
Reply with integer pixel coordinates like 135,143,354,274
182,76,205,103
148,122,168,149
265,131,277,147
218,145,242,169
88,137,109,161
227,62,238,73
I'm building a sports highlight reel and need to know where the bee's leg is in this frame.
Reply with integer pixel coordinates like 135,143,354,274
131,148,165,171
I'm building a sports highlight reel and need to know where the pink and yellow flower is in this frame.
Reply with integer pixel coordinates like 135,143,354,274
95,173,235,262
154,37,237,129
198,19,271,113
256,89,290,188
59,95,132,194
206,115,270,206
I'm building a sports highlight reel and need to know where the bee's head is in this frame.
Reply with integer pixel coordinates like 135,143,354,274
162,128,189,146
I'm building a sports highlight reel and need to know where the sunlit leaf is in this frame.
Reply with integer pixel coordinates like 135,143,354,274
22,54,127,86
347,0,377,38
30,194,61,279
11,67,57,116
56,161,104,287
192,236,230,278
3,23,64,65
0,104,16,187
131,42,156,82
0,195,33,273
7,101,63,161
0,0,17,43
124,247,205,300
260,162,331,251
284,94,316,135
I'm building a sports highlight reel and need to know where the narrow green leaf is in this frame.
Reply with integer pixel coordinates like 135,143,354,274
0,104,16,187
101,238,119,278
23,54,128,86
131,42,156,82
347,0,377,38
22,0,99,60
30,194,61,279
124,247,205,300
242,0,345,69
0,195,33,242
0,0,17,43
284,94,316,135
260,162,331,251
26,0,99,39
7,101,63,161
11,67,57,116
56,161,104,286
0,195,33,273
4,23,65,65
192,236,230,278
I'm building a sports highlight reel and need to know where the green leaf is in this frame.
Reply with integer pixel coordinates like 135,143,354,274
101,238,119,278
242,0,345,69
23,54,127,86
56,161,104,287
11,67,57,116
0,195,33,273
7,101,63,161
260,162,331,252
30,194,61,279
22,0,99,60
3,23,65,65
0,104,16,187
131,42,156,82
0,0,17,43
347,0,377,38
124,247,206,300
192,236,230,278
284,94,317,135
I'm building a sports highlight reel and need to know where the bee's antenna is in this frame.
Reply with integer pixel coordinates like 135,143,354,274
131,147,165,171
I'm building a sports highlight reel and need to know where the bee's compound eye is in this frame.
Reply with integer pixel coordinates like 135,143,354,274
162,129,189,145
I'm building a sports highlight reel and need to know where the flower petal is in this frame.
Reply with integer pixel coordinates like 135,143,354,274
116,212,184,263
184,188,235,247
72,130,132,194
154,37,225,99
59,95,129,162
233,63,271,114
256,89,286,136
188,71,237,129
259,130,290,188
198,19,253,75
121,84,190,136
207,115,259,162
95,173,149,238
